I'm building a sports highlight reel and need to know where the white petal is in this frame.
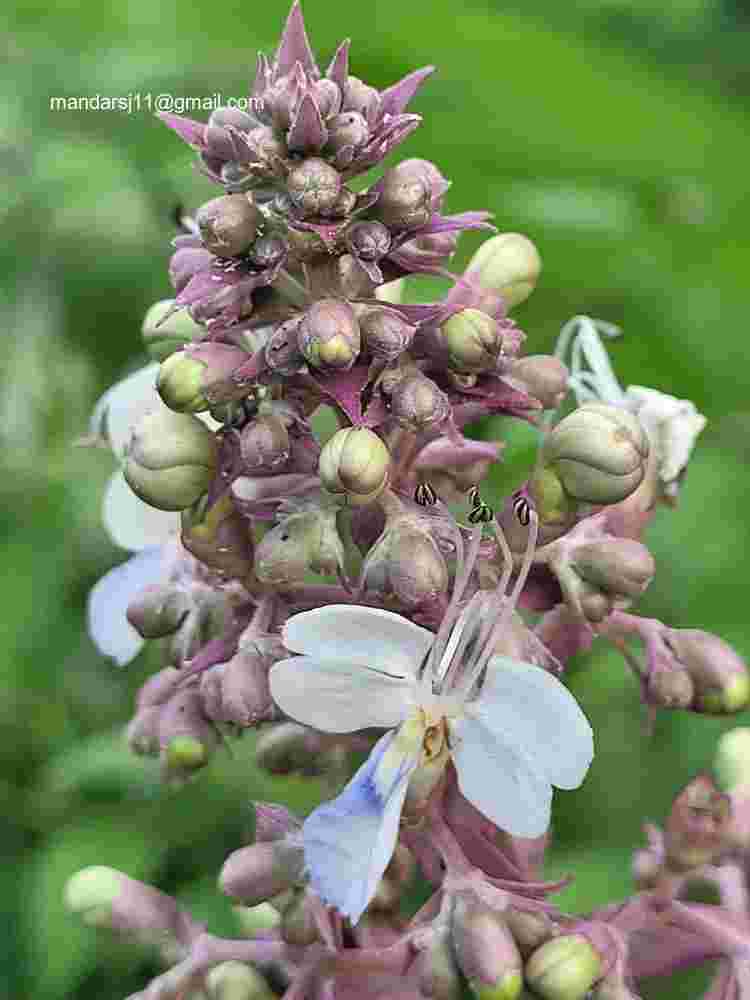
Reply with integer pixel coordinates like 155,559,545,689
86,547,167,666
469,656,594,790
90,363,163,457
102,470,180,552
282,605,434,676
303,730,419,923
452,715,552,838
269,655,416,733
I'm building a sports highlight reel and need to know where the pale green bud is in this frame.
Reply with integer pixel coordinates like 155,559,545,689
232,902,281,936
715,727,750,791
318,427,391,504
165,735,209,771
205,961,275,1000
534,403,649,516
442,309,504,374
158,351,208,412
123,408,217,511
467,233,542,308
254,506,345,586
142,300,204,361
298,298,361,371
524,935,602,1000
65,866,124,927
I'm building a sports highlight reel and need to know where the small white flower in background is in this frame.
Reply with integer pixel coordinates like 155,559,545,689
270,581,593,923
86,364,196,665
555,316,707,498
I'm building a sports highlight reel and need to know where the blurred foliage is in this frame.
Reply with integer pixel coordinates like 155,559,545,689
2,0,749,996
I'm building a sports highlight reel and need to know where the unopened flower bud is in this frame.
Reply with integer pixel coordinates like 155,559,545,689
142,300,204,360
341,75,380,119
65,866,186,936
524,935,603,1000
503,907,556,959
312,77,342,118
196,195,261,258
181,493,255,579
265,73,301,131
715,728,750,791
159,688,218,778
126,706,161,756
247,233,288,269
159,343,251,412
169,591,231,669
558,538,655,622
205,961,275,1000
533,404,649,519
169,247,213,294
346,221,392,261
286,157,342,217
318,426,391,504
509,355,569,410
219,840,305,905
208,105,257,131
239,415,291,472
664,773,731,870
216,642,282,727
359,307,415,362
232,902,281,936
325,111,369,155
376,164,432,231
254,802,302,842
123,409,218,511
389,374,451,433
298,298,361,370
664,629,750,714
264,316,307,375
467,233,542,309
442,309,504,374
254,505,345,585
647,668,695,710
255,722,346,778
452,899,523,1000
126,584,190,638
326,186,358,218
280,889,319,945
362,517,448,607
413,936,463,1000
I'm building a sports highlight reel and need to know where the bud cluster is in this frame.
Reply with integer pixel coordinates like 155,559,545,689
73,6,748,1000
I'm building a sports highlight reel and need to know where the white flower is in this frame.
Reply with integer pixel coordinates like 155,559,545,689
86,363,216,665
555,316,706,495
269,597,593,923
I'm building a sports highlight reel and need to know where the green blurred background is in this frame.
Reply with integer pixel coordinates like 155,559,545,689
2,0,750,995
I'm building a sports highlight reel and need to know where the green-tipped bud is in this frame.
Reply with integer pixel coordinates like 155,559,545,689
126,584,190,639
142,300,204,361
508,355,569,410
65,866,126,928
319,427,391,504
442,308,504,374
196,194,261,258
452,899,523,1000
158,352,208,412
232,902,281,936
715,728,750,791
467,233,542,308
254,505,345,586
123,408,217,511
664,773,731,871
533,404,649,518
286,157,342,217
205,961,275,1000
165,735,209,771
298,298,361,371
181,493,255,580
524,935,603,1000
664,629,750,715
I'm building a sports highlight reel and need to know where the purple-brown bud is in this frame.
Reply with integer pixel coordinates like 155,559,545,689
196,195,261,258
169,247,213,294
286,157,342,217
239,414,291,473
254,722,346,779
312,77,342,118
325,111,370,155
664,773,731,871
389,374,451,433
247,233,288,269
181,493,255,580
346,221,392,261
361,516,449,608
280,889,319,946
358,307,415,362
264,316,308,376
341,75,380,120
253,802,302,842
376,164,432,231
219,840,305,905
298,298,361,370
508,355,569,410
